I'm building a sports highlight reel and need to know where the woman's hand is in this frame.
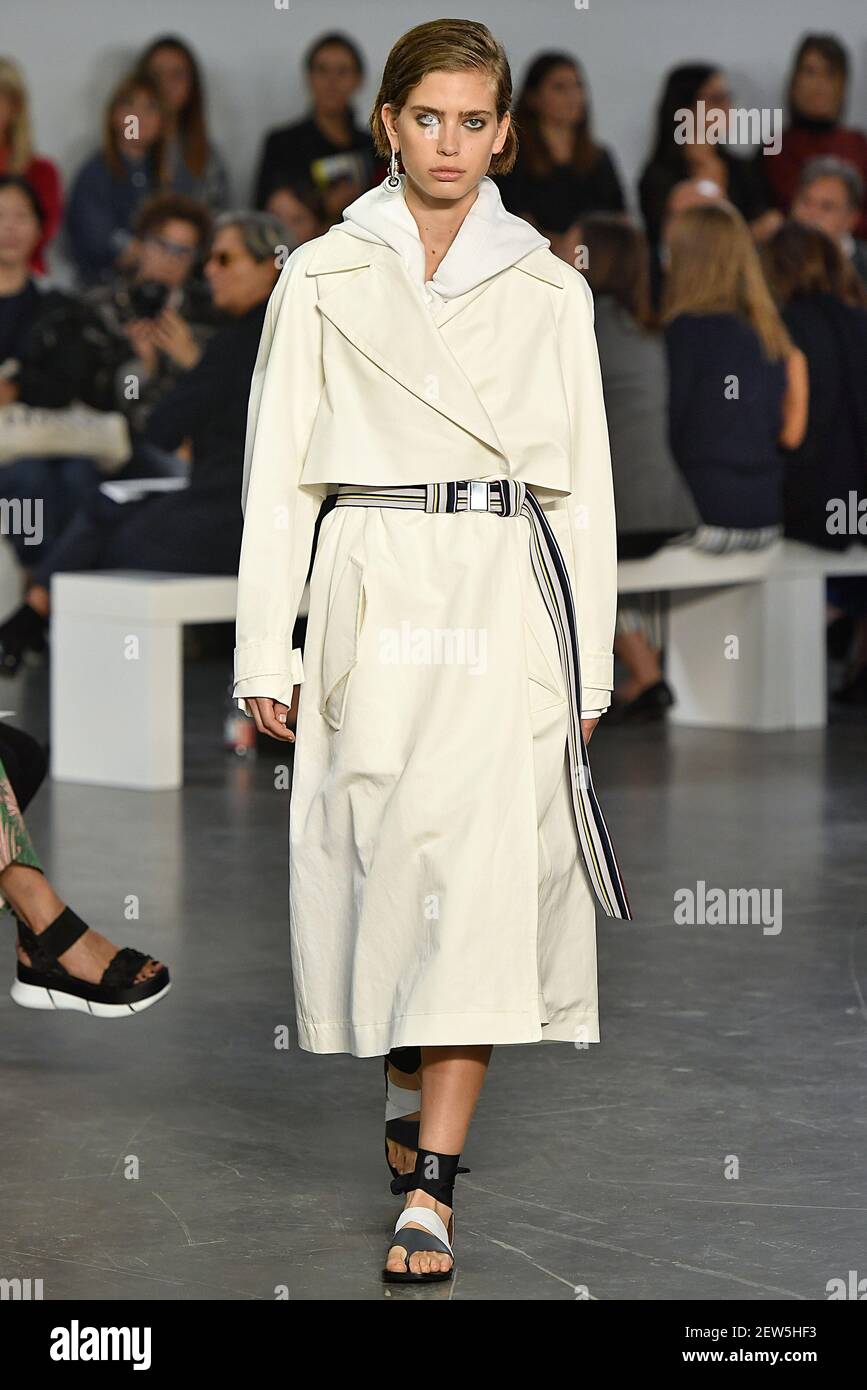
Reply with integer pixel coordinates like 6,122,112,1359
581,717,600,743
151,308,201,369
244,695,296,742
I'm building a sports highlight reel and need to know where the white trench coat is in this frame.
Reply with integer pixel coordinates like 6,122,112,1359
233,176,630,1057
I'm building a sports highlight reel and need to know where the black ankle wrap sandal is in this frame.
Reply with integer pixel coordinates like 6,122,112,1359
383,1048,471,1187
384,1047,422,1181
12,906,171,1017
382,1147,463,1283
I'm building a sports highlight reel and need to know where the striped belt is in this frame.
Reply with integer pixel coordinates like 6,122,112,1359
333,479,632,921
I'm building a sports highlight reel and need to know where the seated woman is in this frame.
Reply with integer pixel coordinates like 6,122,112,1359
0,721,168,1015
135,35,231,211
762,219,867,702
65,70,168,286
0,56,63,273
662,202,808,551
763,34,867,238
0,175,103,571
494,51,625,234
1,183,218,576
576,213,701,722
640,64,782,303
0,211,287,674
82,189,218,439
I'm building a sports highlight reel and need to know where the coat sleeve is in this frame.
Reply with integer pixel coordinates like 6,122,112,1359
547,268,619,716
232,246,327,714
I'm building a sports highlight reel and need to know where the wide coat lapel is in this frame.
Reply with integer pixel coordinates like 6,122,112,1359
305,232,509,461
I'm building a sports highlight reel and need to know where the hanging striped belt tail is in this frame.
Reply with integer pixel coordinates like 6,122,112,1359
332,479,633,921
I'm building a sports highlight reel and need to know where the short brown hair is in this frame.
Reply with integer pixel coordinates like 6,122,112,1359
132,190,212,248
369,19,517,176
761,219,865,307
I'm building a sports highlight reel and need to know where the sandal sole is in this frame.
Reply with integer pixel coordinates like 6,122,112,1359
10,977,171,1017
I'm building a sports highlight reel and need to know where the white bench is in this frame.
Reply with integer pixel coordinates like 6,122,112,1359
49,540,867,792
618,538,867,730
51,572,240,790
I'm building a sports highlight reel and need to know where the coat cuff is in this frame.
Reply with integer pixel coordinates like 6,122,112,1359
233,644,304,715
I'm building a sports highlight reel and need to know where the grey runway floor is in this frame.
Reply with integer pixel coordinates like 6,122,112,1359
1,655,865,1301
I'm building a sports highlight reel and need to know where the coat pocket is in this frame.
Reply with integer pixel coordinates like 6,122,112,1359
320,555,367,730
523,614,565,711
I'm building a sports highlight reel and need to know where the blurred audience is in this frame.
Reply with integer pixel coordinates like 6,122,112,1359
495,52,625,238
135,34,231,211
65,71,169,285
264,179,328,243
0,57,62,274
791,155,867,294
578,213,700,722
762,221,867,553
0,212,288,674
0,174,100,567
82,190,218,436
662,203,808,550
253,32,378,223
640,63,779,263
762,34,867,239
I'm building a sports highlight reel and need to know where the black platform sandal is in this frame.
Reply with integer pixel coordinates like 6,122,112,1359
382,1147,463,1284
12,905,171,1017
384,1047,422,1181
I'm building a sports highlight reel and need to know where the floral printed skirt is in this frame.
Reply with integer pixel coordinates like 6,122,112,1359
0,755,44,914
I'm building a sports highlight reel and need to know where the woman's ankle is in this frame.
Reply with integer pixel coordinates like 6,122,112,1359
0,866,66,932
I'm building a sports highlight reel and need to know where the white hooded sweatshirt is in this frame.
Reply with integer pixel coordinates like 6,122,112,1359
339,172,550,315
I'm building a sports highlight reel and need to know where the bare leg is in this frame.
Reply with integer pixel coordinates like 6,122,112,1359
1,863,162,984
385,1043,492,1277
385,1056,421,1176
614,630,662,703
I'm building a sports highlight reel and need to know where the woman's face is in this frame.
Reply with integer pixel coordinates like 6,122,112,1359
0,185,41,268
266,188,319,244
383,69,510,205
146,45,193,115
112,88,162,152
136,217,201,287
204,224,277,313
792,48,844,121
308,42,361,118
532,64,586,127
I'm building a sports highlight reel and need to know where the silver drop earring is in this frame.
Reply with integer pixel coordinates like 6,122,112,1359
386,147,401,188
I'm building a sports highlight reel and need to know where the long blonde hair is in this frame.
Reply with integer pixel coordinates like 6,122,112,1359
0,57,34,171
662,203,793,361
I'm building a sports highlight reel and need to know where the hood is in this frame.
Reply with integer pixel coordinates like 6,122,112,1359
339,172,550,300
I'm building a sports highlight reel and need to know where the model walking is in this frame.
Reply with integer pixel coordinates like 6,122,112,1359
233,19,631,1284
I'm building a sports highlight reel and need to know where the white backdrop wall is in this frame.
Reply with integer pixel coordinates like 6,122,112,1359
5,0,866,228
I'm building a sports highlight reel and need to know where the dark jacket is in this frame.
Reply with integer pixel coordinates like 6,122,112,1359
65,149,160,285
780,292,867,549
495,146,625,234
1,278,95,407
145,298,268,494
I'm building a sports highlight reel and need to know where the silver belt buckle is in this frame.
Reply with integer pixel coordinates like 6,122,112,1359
468,480,488,511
